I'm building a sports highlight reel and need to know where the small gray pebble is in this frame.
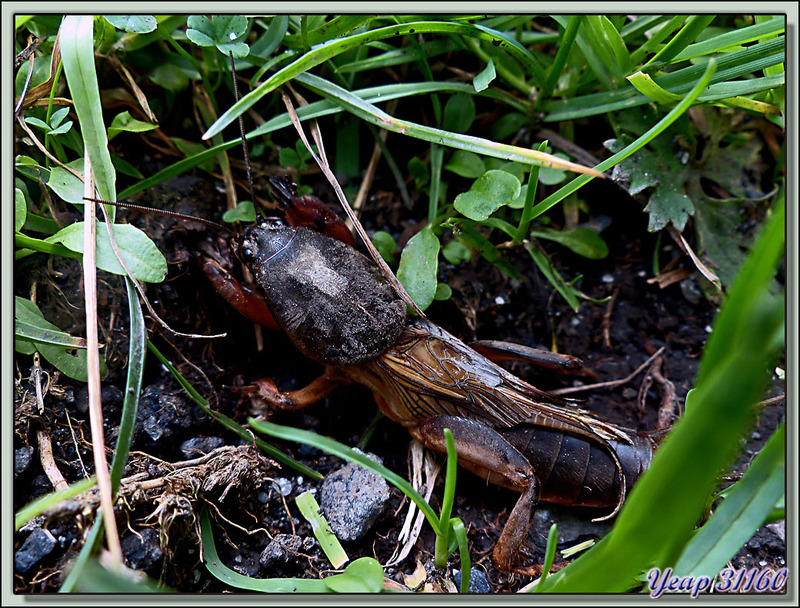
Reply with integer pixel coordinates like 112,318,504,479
453,567,491,593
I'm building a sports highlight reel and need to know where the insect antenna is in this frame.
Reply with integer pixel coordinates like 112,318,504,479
82,197,237,237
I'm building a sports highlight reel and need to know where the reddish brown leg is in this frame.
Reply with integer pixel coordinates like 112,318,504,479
493,481,541,575
199,255,280,330
248,374,342,412
410,415,556,576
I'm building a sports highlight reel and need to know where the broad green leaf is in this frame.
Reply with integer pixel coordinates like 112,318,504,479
186,15,249,58
47,221,167,283
107,111,158,140
323,558,385,594
491,112,527,140
104,15,157,33
508,184,529,209
531,227,609,259
443,93,476,133
148,63,190,91
434,283,452,301
644,188,695,232
24,117,51,131
279,147,300,167
47,120,73,136
538,152,570,185
442,239,472,265
454,169,521,221
371,231,397,264
473,58,496,92
15,155,50,182
397,225,440,312
46,162,86,205
50,107,71,127
408,156,429,187
221,201,256,223
185,15,216,45
15,297,104,381
16,337,93,382
444,150,485,178
15,188,26,233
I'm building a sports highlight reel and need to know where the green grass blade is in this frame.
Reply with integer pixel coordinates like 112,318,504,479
200,508,329,592
109,277,145,490
248,418,443,536
15,476,97,531
536,195,784,593
335,37,461,74
581,16,632,85
629,15,688,64
532,58,719,219
119,80,529,200
434,428,458,568
673,16,785,61
542,36,784,120
542,16,580,98
283,15,375,48
59,16,116,205
643,15,716,70
294,72,601,175
204,20,547,140
673,421,785,578
295,491,349,569
451,518,471,593
145,341,321,480
532,524,559,592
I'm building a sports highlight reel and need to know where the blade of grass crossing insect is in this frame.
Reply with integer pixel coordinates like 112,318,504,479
673,421,785,579
249,418,444,537
537,197,784,593
145,341,322,480
434,429,458,568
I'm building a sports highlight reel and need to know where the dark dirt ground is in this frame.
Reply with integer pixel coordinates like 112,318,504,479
13,128,786,595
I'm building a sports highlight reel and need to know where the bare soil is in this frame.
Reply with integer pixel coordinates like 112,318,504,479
13,150,785,594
